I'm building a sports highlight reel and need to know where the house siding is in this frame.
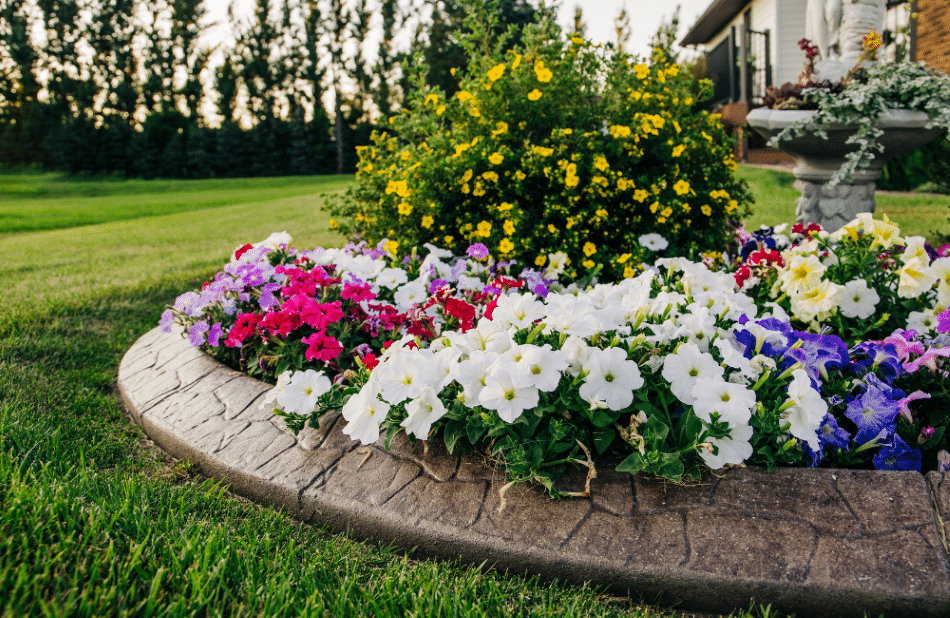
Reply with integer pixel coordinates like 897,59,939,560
916,0,950,73
774,0,808,86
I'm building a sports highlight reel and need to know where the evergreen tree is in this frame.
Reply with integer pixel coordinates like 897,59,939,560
0,0,45,166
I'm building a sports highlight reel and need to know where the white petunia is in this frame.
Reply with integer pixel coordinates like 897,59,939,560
275,369,332,416
896,257,938,299
455,350,497,406
691,378,755,425
661,342,724,405
375,349,433,404
401,387,447,440
375,267,409,289
492,293,546,330
907,309,939,334
782,369,827,451
259,370,293,410
543,293,600,338
578,347,644,411
699,421,754,469
514,344,568,392
674,305,717,352
393,279,427,310
341,386,390,445
838,279,880,320
639,233,669,251
479,370,539,423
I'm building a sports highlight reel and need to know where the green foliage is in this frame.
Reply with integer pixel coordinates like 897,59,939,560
328,6,752,281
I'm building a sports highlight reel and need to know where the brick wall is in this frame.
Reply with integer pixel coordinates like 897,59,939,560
915,0,950,73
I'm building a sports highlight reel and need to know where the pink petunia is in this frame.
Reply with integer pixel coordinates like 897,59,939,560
302,331,344,362
882,330,925,362
896,390,931,423
903,346,950,374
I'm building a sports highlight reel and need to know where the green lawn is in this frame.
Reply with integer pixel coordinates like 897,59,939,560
0,173,781,618
738,165,950,243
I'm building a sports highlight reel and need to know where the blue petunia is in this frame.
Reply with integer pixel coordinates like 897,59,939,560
845,382,901,445
873,434,922,472
818,413,851,450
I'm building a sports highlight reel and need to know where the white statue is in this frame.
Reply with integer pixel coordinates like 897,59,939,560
806,0,885,82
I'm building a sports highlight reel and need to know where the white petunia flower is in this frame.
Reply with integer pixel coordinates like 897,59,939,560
700,422,753,469
691,377,755,425
578,346,644,411
639,233,669,251
401,387,447,440
393,279,427,310
479,370,539,423
661,342,724,405
907,309,939,334
896,257,938,299
259,370,293,410
376,267,409,289
782,369,827,451
514,344,568,392
543,293,599,338
492,293,546,330
342,386,390,445
275,369,332,416
375,349,433,404
838,279,880,319
455,350,497,406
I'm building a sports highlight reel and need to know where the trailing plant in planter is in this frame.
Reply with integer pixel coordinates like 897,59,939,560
761,33,950,185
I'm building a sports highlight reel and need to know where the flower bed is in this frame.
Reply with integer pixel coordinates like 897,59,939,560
162,218,950,497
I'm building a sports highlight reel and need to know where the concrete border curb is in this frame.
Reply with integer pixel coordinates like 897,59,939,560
119,327,950,617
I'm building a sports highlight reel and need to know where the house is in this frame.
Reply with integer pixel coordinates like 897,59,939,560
679,0,945,160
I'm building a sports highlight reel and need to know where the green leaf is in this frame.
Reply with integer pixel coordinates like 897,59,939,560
591,410,615,429
616,452,646,474
635,402,661,417
467,418,488,445
443,420,465,454
593,427,616,454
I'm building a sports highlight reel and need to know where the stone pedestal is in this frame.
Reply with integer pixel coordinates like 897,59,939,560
747,108,942,232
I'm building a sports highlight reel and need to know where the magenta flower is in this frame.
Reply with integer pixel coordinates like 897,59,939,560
302,331,344,362
466,243,489,259
903,346,950,374
938,308,950,334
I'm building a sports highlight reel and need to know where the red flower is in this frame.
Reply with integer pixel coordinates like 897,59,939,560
302,331,344,362
342,281,375,302
361,353,379,370
234,244,254,260
444,297,476,331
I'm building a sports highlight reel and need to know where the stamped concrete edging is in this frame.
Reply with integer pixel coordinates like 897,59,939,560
118,327,950,618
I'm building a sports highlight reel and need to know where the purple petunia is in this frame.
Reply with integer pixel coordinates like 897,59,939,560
207,323,224,347
466,243,489,260
429,279,449,294
873,433,922,472
160,309,175,333
818,413,851,450
845,379,901,445
189,321,210,347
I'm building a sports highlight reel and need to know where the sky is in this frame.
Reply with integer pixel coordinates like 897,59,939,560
200,0,717,59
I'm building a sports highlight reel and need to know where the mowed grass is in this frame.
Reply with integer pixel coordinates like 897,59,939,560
0,173,778,618
0,173,351,235
738,165,950,242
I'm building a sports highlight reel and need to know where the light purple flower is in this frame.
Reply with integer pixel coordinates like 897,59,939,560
208,323,224,347
160,309,175,333
466,243,489,259
429,279,448,294
259,283,281,310
189,321,210,347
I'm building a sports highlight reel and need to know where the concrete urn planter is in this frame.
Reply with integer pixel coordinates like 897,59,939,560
746,107,942,232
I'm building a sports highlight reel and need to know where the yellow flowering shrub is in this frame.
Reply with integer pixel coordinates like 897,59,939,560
327,7,752,281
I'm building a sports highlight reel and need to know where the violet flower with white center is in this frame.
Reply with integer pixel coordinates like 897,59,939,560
873,433,922,472
818,414,851,450
845,382,901,445
189,321,209,347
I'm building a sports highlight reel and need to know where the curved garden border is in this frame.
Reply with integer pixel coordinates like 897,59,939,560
118,327,950,618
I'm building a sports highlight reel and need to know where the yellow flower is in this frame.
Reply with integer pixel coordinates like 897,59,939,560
499,238,515,254
571,35,584,45
535,254,547,267
583,241,596,257
582,259,595,269
444,235,453,244
498,201,514,212
476,220,492,237
528,89,543,101
534,61,552,82
548,224,558,234
385,179,411,197
515,171,526,181
436,105,445,115
503,220,515,235
397,202,412,216
593,156,609,171
616,253,631,264
457,90,473,102
425,94,438,106
421,215,434,228
623,264,637,278
608,125,632,138
491,121,508,136
533,145,554,156
673,179,691,196
701,204,712,216
634,64,650,79
634,189,650,201
461,169,473,183
511,53,522,69
453,143,470,157
489,152,503,165
595,208,608,218
671,144,685,157
487,63,506,81
384,240,399,256
329,218,339,229
482,171,499,182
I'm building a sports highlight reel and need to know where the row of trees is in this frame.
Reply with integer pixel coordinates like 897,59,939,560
0,0,541,177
